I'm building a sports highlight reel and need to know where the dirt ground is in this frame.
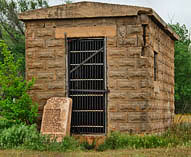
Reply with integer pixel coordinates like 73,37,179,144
1,147,191,157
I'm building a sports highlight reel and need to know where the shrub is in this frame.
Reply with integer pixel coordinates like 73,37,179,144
0,40,38,124
0,117,16,131
80,140,96,150
0,124,38,149
97,126,191,152
0,124,80,151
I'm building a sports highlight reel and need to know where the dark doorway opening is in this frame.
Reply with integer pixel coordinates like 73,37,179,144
67,38,107,134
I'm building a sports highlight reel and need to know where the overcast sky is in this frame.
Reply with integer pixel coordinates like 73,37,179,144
49,0,191,29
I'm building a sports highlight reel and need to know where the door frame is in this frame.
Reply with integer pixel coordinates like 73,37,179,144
65,37,108,135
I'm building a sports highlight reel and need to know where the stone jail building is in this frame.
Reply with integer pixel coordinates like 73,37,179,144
19,2,179,134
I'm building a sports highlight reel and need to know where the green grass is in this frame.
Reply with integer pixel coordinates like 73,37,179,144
0,122,191,152
97,123,191,151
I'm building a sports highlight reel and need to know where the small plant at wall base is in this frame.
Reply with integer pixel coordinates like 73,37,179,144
0,40,38,125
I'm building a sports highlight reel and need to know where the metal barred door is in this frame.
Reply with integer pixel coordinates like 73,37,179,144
67,38,107,134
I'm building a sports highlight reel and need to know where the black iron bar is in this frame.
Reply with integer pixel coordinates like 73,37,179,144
70,47,104,74
69,38,106,134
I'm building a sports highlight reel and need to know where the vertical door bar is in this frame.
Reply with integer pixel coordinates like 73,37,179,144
104,37,107,134
65,33,69,97
68,38,107,134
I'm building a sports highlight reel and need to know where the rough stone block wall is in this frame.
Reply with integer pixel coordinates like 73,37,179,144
25,15,174,133
107,17,152,133
25,20,66,120
146,18,175,132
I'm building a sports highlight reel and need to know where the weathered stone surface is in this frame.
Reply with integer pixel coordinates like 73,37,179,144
41,97,72,142
48,82,64,90
46,39,64,47
47,61,64,69
28,62,44,69
119,123,150,133
22,2,176,135
26,39,44,48
119,101,149,111
129,92,150,100
37,72,54,79
56,26,116,38
38,50,55,59
36,29,54,37
117,80,137,89
110,112,127,121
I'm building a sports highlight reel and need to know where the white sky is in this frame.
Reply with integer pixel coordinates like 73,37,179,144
48,0,191,29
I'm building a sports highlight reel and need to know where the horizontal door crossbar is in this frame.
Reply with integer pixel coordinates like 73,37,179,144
69,89,109,93
73,110,104,112
72,125,104,128
70,50,104,53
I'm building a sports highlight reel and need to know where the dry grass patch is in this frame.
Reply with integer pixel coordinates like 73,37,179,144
0,147,191,157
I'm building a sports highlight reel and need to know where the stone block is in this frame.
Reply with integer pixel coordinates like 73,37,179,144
37,72,54,79
46,39,64,47
109,70,127,78
109,92,126,99
127,112,148,122
118,35,137,46
126,25,143,35
129,92,150,100
119,122,149,133
36,92,66,100
117,80,137,89
108,103,117,112
38,50,55,59
109,48,126,57
139,80,153,89
108,79,117,89
127,47,142,57
28,62,44,69
137,35,144,46
48,82,64,90
119,101,149,111
56,72,65,80
55,25,116,38
137,58,150,68
140,14,149,24
121,60,135,67
26,39,44,48
41,97,72,142
127,70,150,78
47,61,65,69
32,83,45,90
37,29,54,37
110,112,127,121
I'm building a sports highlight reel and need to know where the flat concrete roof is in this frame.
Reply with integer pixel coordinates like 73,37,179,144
18,1,179,40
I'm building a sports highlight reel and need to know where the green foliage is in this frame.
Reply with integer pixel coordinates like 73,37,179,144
0,124,80,151
97,132,171,151
64,0,73,4
97,123,191,152
0,117,16,132
170,23,191,113
0,41,38,124
80,141,96,150
0,0,48,75
0,124,38,149
0,123,191,151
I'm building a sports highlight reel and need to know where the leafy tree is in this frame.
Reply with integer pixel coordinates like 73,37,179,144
64,0,73,4
0,0,48,75
170,23,191,113
0,40,38,124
